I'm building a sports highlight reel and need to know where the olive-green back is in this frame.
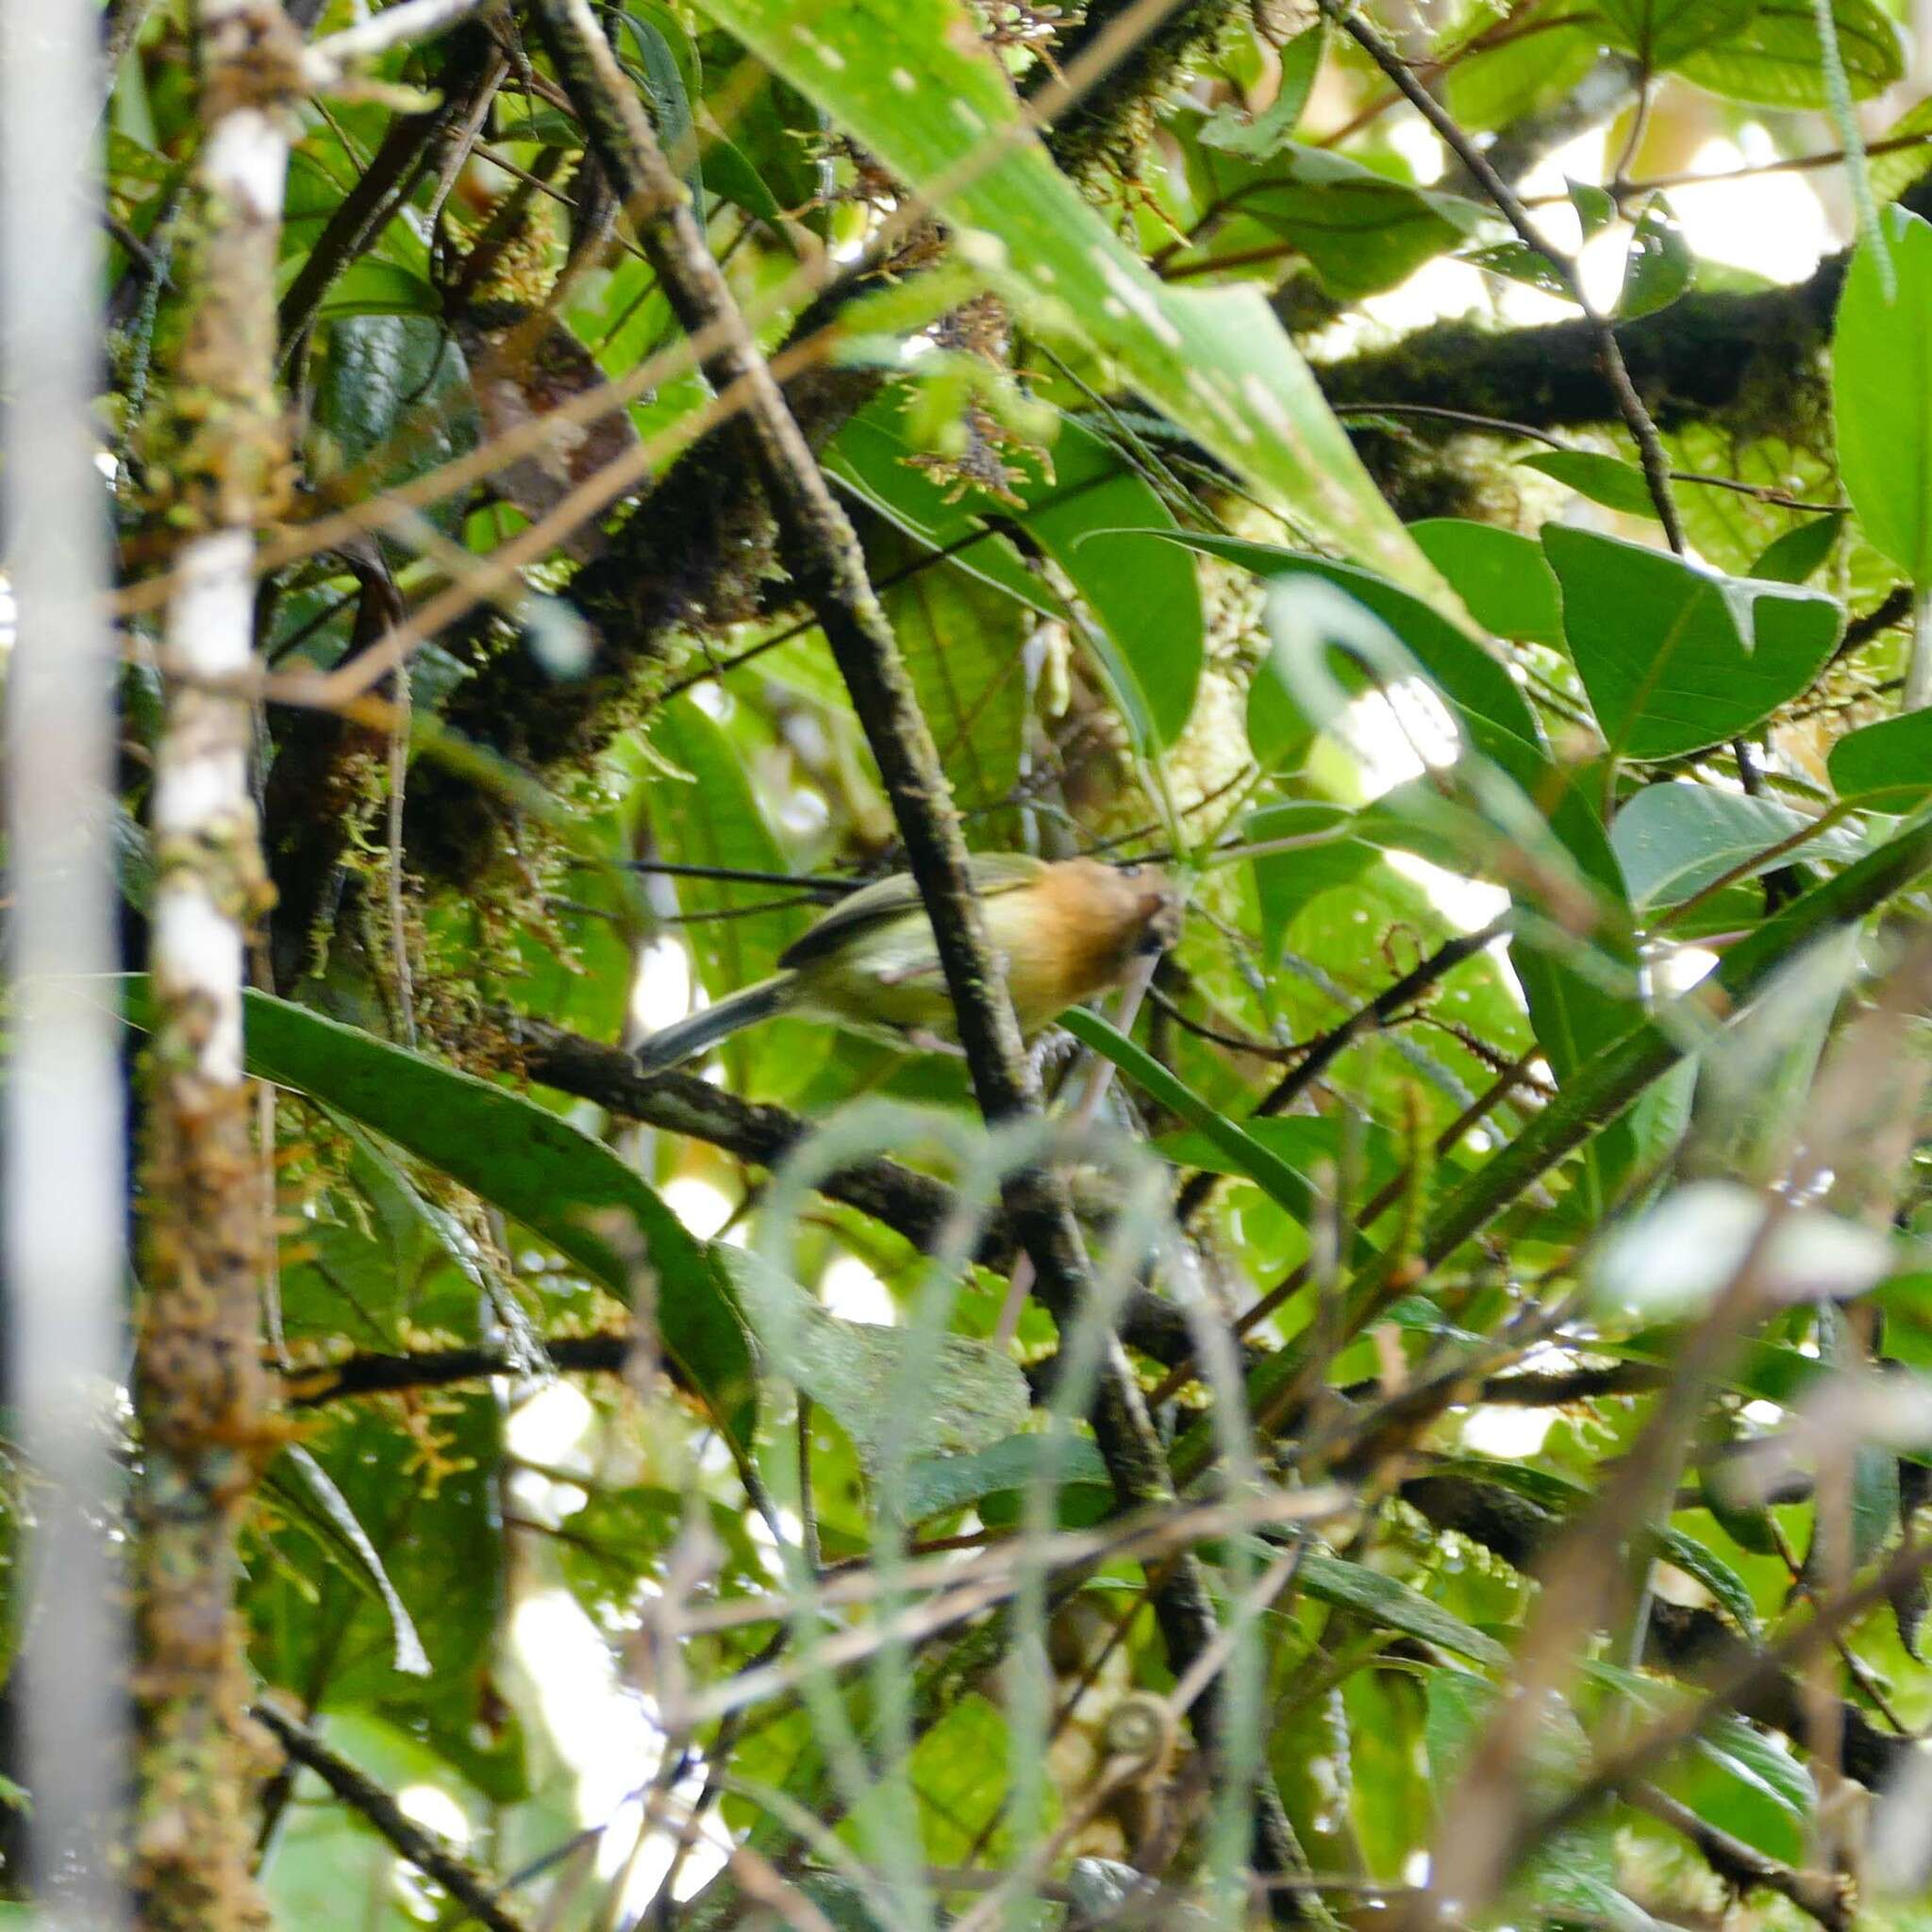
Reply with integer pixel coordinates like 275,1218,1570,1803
777,854,1047,972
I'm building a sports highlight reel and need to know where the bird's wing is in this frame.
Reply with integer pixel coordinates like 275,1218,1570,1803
777,854,1046,972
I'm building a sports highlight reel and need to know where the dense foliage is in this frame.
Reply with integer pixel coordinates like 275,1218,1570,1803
34,0,1932,1925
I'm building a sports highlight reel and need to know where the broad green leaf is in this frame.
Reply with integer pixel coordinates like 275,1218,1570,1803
1225,144,1486,302
1619,196,1691,321
1444,17,1599,131
831,398,1202,744
1751,512,1842,584
1830,707,1932,806
722,1247,1027,1479
1242,799,1380,959
1151,534,1545,772
1594,0,1754,66
1020,419,1202,746
1296,1550,1509,1668
875,525,1029,816
1544,526,1843,759
122,979,758,1453
1647,1524,1759,1637
248,1395,504,1728
1835,204,1932,583
270,1448,431,1678
1569,178,1616,242
901,1432,1109,1523
311,257,441,320
1410,519,1564,645
1675,0,1903,105
1062,1007,1324,1223
1519,448,1661,520
309,315,479,541
1610,782,1859,909
690,0,1458,610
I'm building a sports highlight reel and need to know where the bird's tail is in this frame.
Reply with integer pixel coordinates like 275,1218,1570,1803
635,974,794,1074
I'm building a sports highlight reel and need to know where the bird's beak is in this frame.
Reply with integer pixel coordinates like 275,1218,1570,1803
1136,886,1182,955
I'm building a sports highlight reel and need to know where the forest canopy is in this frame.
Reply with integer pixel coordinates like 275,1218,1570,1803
10,0,1932,1929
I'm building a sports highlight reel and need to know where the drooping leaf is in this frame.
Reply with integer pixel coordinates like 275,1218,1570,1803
121,978,759,1454
1519,448,1661,520
1296,1550,1509,1668
309,314,479,541
1619,196,1691,320
1835,204,1932,583
1593,0,1754,67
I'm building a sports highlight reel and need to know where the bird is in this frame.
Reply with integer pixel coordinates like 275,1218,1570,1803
635,854,1181,1074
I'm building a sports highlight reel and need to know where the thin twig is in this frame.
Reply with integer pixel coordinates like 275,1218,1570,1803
253,1703,536,1932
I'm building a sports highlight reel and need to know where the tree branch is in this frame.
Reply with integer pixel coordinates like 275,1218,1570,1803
251,1703,535,1932
1627,1783,1853,1932
502,1011,1008,1258
136,3,298,1922
527,2,1327,1913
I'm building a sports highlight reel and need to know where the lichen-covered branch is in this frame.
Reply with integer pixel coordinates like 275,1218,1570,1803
135,2,297,1924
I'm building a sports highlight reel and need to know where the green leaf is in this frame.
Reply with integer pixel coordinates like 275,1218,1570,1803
1196,23,1324,157
700,129,788,225
1463,240,1574,302
1296,1550,1509,1668
1834,203,1932,583
615,3,703,205
1231,145,1486,302
901,1432,1109,1523
271,1448,431,1677
1750,512,1842,584
1830,707,1932,807
1544,526,1843,759
1594,0,1754,66
1619,196,1691,321
309,315,479,541
1569,177,1616,242
121,980,758,1454
690,0,1458,610
1410,519,1564,645
1152,534,1546,771
1610,782,1859,909
1646,1524,1760,1636
1674,0,1903,105
1444,17,1600,132
876,525,1029,816
310,257,441,320
1023,420,1203,746
721,1248,1027,1480
1519,448,1661,520
1061,1008,1324,1223
1871,96,1932,204
1242,800,1381,959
